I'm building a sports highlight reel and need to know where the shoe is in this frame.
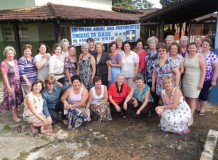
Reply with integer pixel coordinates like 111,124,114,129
199,112,205,116
13,117,21,123
121,111,127,118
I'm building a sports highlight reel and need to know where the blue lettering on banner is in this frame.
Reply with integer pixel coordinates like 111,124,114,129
98,32,111,37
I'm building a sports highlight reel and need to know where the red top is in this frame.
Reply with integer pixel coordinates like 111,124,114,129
108,82,130,104
137,49,147,73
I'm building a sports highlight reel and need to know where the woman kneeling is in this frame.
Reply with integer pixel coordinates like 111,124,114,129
123,73,153,118
23,80,52,134
61,75,89,129
86,76,112,122
155,77,191,134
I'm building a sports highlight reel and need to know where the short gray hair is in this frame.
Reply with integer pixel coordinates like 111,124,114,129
147,36,158,45
179,36,189,44
165,35,174,41
3,46,16,56
81,43,89,49
116,73,125,78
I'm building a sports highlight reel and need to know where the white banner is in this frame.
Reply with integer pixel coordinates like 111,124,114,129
71,23,140,46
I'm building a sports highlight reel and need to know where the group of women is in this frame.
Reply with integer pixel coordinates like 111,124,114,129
0,35,217,135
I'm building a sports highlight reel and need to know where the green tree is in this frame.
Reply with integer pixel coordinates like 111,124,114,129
113,0,154,10
159,0,183,8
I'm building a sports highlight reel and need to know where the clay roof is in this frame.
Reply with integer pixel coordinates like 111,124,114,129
0,3,157,22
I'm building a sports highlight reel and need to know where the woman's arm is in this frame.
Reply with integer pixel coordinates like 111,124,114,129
106,60,111,82
65,69,71,84
71,88,89,108
35,55,48,69
151,69,157,92
86,89,93,110
198,54,206,89
123,87,134,109
172,67,180,87
134,62,139,76
91,56,96,83
1,64,12,95
136,89,150,115
60,88,71,110
211,62,218,87
98,86,108,105
26,96,48,123
111,60,123,67
180,62,184,75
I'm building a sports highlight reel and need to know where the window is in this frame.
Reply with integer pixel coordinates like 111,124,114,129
2,25,29,41
60,25,71,42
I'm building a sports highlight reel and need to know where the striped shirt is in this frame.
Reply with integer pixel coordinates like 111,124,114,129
18,56,38,85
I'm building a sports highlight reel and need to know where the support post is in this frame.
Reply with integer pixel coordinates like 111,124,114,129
13,22,21,58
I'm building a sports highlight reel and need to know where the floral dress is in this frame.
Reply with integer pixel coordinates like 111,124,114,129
79,55,93,90
0,60,23,111
160,88,191,133
64,56,77,77
153,57,179,95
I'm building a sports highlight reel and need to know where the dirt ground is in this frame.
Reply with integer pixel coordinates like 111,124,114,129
1,106,218,160
67,110,218,160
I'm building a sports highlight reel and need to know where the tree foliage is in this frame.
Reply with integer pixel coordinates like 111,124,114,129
159,0,183,8
113,0,154,10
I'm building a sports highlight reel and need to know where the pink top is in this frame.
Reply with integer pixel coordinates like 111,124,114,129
137,49,147,73
68,86,84,104
1,59,20,80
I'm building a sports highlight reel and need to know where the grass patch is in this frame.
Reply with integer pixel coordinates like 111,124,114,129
3,124,11,130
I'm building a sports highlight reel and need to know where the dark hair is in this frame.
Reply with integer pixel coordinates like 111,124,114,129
157,43,168,52
37,43,48,53
93,75,102,83
71,75,81,83
136,38,145,48
123,41,132,49
187,42,197,49
109,41,118,49
86,38,94,43
52,43,62,54
135,73,144,81
68,45,75,50
202,38,213,48
169,42,180,53
31,80,44,93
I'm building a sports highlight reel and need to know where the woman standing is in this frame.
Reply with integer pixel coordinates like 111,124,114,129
135,38,147,76
0,46,23,122
179,36,189,58
64,45,77,85
152,43,180,96
145,36,159,106
77,43,96,90
86,76,112,122
23,80,52,134
60,38,69,57
182,42,206,121
156,77,191,134
194,36,203,53
198,39,218,116
109,41,122,84
94,42,111,87
169,42,184,75
18,44,38,95
49,43,65,85
165,35,174,48
120,41,139,87
61,75,89,129
34,43,51,82
116,37,123,54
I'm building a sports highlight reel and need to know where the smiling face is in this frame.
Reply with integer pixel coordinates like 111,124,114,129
94,79,102,88
158,48,167,58
23,48,32,59
68,47,76,56
6,49,15,60
180,39,188,47
124,43,131,53
62,42,69,51
96,44,103,54
202,41,211,52
135,79,144,88
170,45,178,56
163,78,173,90
39,44,47,54
110,44,117,53
194,37,202,48
54,46,62,56
116,40,123,49
149,40,156,50
33,82,43,93
137,42,143,50
46,82,55,91
116,75,124,86
188,44,197,55
72,79,81,89
165,38,173,47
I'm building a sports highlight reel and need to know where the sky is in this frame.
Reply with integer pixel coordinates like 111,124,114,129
147,0,162,8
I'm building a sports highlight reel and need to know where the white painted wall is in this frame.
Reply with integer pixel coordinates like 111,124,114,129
35,0,112,11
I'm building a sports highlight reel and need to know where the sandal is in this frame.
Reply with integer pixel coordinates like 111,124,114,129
13,117,21,123
199,112,205,116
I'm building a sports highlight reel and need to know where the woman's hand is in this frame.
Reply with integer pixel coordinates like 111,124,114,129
108,77,111,83
123,102,127,110
63,101,70,110
93,104,99,109
42,119,49,127
136,109,141,115
133,99,138,108
151,85,155,92
211,81,216,87
7,87,13,96
47,117,53,125
115,104,121,112
108,60,112,66
26,81,31,88
198,83,203,90
155,106,164,115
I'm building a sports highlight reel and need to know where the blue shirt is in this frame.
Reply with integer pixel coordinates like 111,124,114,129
133,84,153,103
42,84,68,117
